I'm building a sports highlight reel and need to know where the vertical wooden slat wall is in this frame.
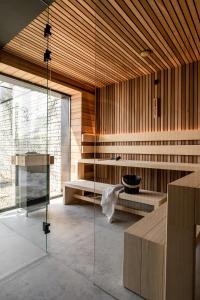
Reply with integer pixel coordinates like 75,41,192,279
71,92,82,180
71,91,95,180
95,61,200,193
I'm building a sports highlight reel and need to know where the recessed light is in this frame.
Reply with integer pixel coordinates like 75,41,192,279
141,49,152,58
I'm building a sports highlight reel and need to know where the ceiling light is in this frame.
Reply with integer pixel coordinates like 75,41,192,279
140,49,152,58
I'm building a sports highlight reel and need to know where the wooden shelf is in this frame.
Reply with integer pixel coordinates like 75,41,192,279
119,190,166,208
82,130,200,143
78,158,200,172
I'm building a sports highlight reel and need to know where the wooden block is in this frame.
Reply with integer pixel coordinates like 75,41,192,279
123,204,167,295
123,232,142,294
11,154,53,166
63,186,82,205
141,218,166,300
165,174,200,300
77,163,85,179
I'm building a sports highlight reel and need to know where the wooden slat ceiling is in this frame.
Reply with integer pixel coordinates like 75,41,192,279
2,0,200,88
0,62,80,95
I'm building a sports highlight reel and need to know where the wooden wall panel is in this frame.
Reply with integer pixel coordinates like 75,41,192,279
95,61,200,192
71,91,95,180
82,92,95,134
70,92,82,180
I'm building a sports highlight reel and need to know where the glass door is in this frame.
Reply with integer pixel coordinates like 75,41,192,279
0,75,49,280
93,6,142,299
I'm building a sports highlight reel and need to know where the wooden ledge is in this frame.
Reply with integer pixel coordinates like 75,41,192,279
78,158,200,172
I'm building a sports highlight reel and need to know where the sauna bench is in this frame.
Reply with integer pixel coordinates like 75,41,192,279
123,201,200,300
77,158,200,172
63,180,167,216
123,202,167,300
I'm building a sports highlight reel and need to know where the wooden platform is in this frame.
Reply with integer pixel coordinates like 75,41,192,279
63,180,166,216
78,158,200,172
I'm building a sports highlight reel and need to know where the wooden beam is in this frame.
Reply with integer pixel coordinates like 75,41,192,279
0,50,95,93
82,130,200,143
82,144,200,156
78,158,200,172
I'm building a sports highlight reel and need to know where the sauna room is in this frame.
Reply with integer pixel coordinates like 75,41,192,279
0,1,199,300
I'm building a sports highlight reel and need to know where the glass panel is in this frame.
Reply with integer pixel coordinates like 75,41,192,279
0,75,49,280
93,8,142,300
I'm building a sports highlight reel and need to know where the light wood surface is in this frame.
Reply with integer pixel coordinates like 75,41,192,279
78,158,200,172
83,130,200,143
64,180,112,195
119,190,166,208
70,93,82,180
72,193,148,217
71,91,95,180
2,0,200,88
166,171,200,300
124,203,167,299
63,179,166,215
11,154,54,166
83,144,200,156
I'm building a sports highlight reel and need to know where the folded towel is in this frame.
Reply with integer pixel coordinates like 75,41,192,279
101,184,124,223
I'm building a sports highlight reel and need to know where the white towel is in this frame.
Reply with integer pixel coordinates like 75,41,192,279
101,184,124,223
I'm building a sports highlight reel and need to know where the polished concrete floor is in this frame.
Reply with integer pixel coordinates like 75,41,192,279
0,198,142,300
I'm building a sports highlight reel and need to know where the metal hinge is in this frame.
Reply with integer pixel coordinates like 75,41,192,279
43,222,50,235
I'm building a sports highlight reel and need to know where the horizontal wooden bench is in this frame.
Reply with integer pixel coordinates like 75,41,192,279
78,130,200,175
63,180,166,216
123,203,167,300
83,130,200,143
78,158,200,172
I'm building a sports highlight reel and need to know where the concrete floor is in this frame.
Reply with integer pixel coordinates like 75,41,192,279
0,198,143,300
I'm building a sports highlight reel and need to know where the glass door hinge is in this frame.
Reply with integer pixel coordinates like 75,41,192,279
43,222,50,234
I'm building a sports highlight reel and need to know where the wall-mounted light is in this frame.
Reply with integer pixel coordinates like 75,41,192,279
153,97,161,119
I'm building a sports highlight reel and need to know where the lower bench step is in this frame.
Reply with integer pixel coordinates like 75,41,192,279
63,180,167,216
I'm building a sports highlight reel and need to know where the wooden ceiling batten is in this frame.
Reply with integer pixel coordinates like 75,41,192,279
153,0,193,63
82,0,158,72
51,1,147,77
0,62,79,95
163,0,199,61
1,0,199,88
114,0,178,67
0,50,94,93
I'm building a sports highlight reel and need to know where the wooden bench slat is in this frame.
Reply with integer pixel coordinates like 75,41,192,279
82,144,200,156
82,130,200,143
78,158,200,172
